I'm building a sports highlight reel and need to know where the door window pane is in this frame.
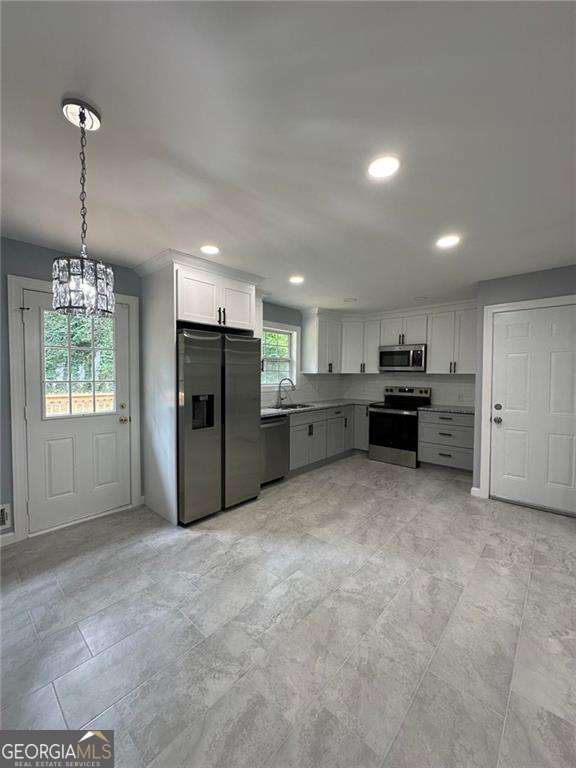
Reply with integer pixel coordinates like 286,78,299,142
45,348,69,380
42,310,117,417
70,316,92,347
94,349,115,381
71,349,93,381
95,381,115,412
71,382,94,414
44,312,68,346
45,382,70,416
93,317,114,348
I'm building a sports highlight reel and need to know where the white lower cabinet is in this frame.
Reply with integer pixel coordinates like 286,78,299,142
354,405,369,450
309,421,327,464
290,420,326,470
289,424,310,470
290,407,354,470
327,417,345,457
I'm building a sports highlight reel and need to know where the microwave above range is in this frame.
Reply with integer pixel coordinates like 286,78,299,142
378,343,427,373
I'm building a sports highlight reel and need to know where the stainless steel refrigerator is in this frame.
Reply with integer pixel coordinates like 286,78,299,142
177,328,261,524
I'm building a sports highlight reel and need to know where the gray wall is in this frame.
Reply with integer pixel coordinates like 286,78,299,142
473,264,576,485
262,301,303,328
1,237,141,506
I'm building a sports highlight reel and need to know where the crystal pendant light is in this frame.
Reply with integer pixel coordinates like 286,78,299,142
53,99,114,316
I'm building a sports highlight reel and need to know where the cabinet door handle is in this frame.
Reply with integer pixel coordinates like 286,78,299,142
401,333,405,344
334,410,341,415
438,452,452,458
218,307,222,324
365,406,369,417
328,362,333,373
438,416,453,421
398,333,402,344
438,432,453,437
344,417,348,428
308,424,314,436
223,307,226,326
449,361,453,373
453,360,456,373
261,359,264,372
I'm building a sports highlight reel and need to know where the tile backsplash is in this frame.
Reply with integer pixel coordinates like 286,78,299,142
262,373,475,407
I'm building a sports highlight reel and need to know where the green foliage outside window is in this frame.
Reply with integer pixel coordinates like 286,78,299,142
261,329,294,385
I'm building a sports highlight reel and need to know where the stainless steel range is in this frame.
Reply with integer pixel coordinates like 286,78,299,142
368,386,431,468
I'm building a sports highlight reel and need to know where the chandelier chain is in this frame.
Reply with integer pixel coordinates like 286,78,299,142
79,108,88,250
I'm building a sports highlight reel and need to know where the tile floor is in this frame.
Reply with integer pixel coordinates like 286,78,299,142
1,454,575,767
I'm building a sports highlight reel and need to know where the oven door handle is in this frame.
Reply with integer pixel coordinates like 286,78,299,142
409,349,414,368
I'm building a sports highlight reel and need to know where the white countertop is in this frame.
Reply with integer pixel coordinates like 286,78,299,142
418,404,475,415
261,398,373,418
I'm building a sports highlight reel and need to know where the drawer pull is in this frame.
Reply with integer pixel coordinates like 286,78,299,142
438,432,453,437
438,416,453,421
438,452,452,458
334,410,342,415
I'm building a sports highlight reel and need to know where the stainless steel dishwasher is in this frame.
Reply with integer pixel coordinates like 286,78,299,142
260,415,289,484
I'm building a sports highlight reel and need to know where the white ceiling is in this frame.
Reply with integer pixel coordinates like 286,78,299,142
2,2,574,311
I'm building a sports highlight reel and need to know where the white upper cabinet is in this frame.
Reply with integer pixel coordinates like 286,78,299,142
341,322,364,373
380,314,427,345
403,314,428,344
363,320,381,373
427,311,455,373
176,267,255,330
176,267,221,326
219,277,256,330
427,308,477,374
380,317,404,346
302,314,342,373
341,319,381,373
453,308,478,374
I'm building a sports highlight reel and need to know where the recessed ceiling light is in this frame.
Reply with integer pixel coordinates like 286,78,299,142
289,275,304,285
343,297,358,303
367,155,400,180
200,244,220,255
435,233,461,250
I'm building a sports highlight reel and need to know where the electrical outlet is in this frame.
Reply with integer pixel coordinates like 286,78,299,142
0,503,12,532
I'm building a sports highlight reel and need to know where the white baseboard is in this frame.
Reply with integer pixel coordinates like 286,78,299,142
470,486,488,499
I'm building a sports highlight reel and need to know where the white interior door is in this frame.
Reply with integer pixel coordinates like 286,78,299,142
490,304,576,514
23,289,131,533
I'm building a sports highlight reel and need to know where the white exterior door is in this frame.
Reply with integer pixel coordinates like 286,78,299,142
23,289,132,533
490,304,576,514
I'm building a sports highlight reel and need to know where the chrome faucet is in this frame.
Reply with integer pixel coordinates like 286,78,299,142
277,377,296,408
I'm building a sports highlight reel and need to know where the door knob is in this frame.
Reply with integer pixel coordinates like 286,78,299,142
494,403,502,410
119,415,129,424
493,416,502,424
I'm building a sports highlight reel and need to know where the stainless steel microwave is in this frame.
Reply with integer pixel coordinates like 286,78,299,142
378,344,427,372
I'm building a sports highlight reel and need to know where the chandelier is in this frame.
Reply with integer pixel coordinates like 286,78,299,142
53,99,114,316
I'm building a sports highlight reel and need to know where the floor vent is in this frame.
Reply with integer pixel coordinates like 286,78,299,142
0,503,12,532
